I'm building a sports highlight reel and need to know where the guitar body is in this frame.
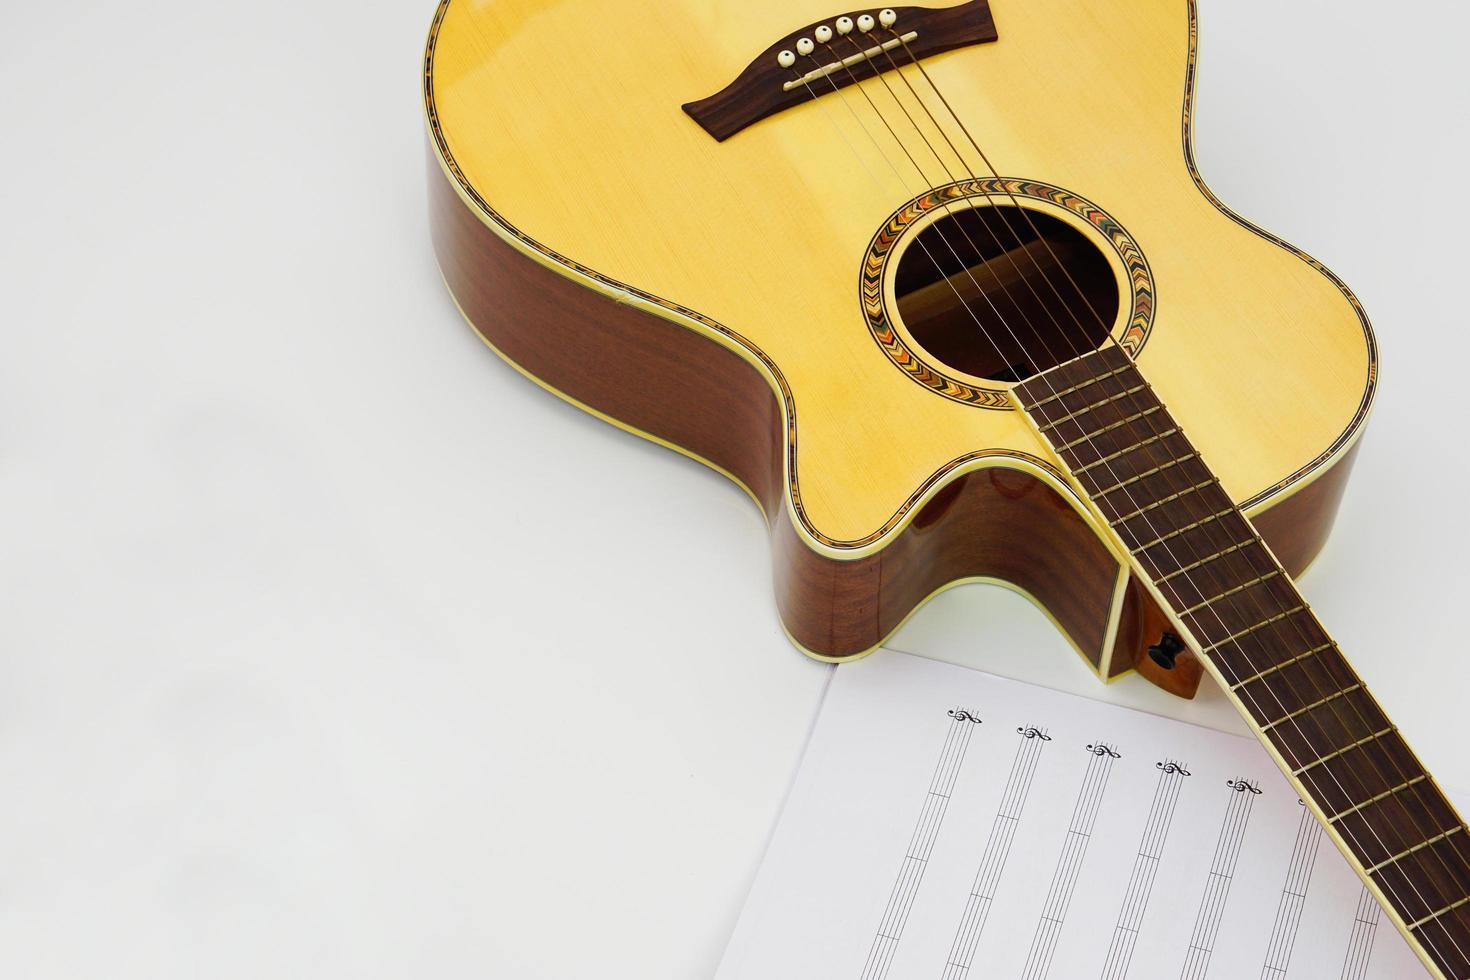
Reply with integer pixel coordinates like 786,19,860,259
429,3,1470,973
425,0,1373,696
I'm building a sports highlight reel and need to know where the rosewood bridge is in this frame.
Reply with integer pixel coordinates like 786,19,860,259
682,2,998,141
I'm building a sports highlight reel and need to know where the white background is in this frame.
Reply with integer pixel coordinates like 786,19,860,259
1,1,1465,977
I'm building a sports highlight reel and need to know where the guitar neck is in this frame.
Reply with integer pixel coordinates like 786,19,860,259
1013,345,1470,979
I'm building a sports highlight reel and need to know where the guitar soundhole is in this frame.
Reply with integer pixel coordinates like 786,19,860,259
892,205,1119,383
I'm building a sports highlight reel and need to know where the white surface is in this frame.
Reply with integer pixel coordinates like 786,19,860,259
0,1,1466,977
717,653,1426,979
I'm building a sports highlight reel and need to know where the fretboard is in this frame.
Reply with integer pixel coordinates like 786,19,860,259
1014,345,1470,980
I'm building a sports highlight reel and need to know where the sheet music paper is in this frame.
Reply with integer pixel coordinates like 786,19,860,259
717,652,1432,980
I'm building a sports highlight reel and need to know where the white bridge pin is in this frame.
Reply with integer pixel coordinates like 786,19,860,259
857,13,876,32
776,49,796,68
835,15,854,35
814,24,833,43
796,36,815,56
879,8,898,28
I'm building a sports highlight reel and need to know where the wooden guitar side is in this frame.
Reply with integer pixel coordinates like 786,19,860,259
430,161,1358,698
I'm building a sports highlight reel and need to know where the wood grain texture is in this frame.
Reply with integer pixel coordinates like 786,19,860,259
682,1,997,141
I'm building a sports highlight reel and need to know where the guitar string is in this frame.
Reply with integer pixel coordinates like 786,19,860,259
782,51,1441,941
872,29,1470,966
867,28,1469,962
812,38,1062,374
871,13,1431,832
830,34,1078,378
861,33,1106,362
872,25,1470,944
786,26,1462,967
878,12,1467,936
791,44,1430,932
888,29,1113,337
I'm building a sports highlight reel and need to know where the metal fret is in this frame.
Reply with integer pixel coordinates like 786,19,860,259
1106,478,1217,527
1291,727,1396,776
1093,453,1200,498
1038,383,1150,433
1131,509,1235,554
1328,776,1429,823
1157,539,1256,583
1410,896,1470,932
1074,428,1180,475
1261,685,1361,731
1366,827,1465,875
1055,406,1162,453
1025,363,1133,411
1180,571,1281,616
1202,606,1308,653
1030,347,1097,379
1229,642,1335,689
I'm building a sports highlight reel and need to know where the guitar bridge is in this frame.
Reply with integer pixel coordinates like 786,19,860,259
681,2,998,142
780,29,920,92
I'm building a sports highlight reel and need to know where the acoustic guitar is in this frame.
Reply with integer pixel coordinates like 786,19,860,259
423,0,1469,974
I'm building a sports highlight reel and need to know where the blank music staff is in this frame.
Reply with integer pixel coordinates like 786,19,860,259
940,725,1053,980
1338,886,1382,980
1180,778,1262,979
714,657,1440,980
1261,801,1324,978
860,707,983,980
1099,760,1193,980
1019,741,1122,980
